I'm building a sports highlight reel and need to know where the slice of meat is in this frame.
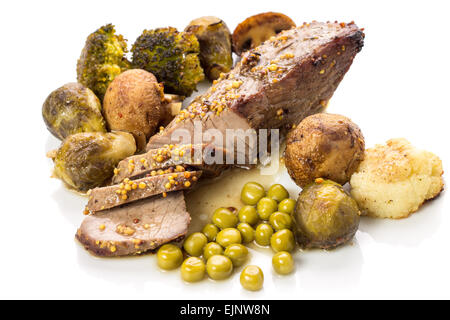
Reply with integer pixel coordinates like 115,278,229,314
147,22,364,162
87,171,202,213
112,144,229,184
76,191,190,257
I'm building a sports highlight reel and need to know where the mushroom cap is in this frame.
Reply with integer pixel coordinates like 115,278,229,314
103,69,163,150
232,12,296,55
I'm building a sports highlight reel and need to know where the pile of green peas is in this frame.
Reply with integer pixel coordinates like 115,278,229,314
156,182,297,291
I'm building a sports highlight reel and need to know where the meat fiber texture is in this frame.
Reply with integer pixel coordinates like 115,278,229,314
147,21,364,167
112,144,229,184
87,171,202,212
76,191,190,257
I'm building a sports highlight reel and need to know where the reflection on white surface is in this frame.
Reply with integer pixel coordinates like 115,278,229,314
52,187,87,227
358,193,444,247
42,124,447,300
297,240,363,291
76,244,155,291
2,0,450,299
44,134,61,154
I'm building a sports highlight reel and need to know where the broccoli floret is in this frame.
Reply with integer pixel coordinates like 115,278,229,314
77,24,130,101
185,16,233,80
131,27,205,96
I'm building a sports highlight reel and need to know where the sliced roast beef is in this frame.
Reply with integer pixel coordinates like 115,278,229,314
87,170,202,213
147,22,364,161
76,191,190,257
112,144,229,184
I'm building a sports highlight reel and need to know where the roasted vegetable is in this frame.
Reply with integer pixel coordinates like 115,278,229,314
185,16,233,80
77,24,130,101
232,12,296,55
131,27,204,96
285,113,365,188
103,69,163,150
293,179,360,249
42,83,106,140
53,132,136,191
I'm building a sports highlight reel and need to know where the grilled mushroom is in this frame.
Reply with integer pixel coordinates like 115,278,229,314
232,12,296,55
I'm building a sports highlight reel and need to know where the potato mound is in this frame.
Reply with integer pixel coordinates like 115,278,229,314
350,138,444,219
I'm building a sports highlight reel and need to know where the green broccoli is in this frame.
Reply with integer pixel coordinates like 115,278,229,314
131,27,205,96
77,24,130,101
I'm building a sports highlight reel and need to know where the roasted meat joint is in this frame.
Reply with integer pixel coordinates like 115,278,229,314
147,21,364,155
43,12,444,291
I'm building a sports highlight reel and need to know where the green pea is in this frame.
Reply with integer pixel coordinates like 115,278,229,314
216,228,242,248
238,205,259,225
240,265,264,291
256,197,278,220
157,244,183,270
206,255,233,280
267,184,289,202
270,229,295,253
278,198,296,214
224,244,248,267
181,257,205,282
272,251,295,275
212,207,238,229
202,223,220,242
203,242,224,261
237,222,255,243
183,232,208,257
241,182,266,205
269,211,293,231
254,223,273,246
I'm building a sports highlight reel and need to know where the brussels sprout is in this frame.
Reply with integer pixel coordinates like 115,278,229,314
77,24,130,101
42,83,106,140
53,132,136,191
185,16,233,81
293,179,360,249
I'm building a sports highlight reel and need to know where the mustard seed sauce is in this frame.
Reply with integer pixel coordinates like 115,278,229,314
186,163,285,233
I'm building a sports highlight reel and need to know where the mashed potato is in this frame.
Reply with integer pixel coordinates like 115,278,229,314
350,138,444,219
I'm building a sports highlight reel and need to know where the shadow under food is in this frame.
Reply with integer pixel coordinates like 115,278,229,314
76,243,156,289
358,191,444,247
51,185,87,227
297,238,364,291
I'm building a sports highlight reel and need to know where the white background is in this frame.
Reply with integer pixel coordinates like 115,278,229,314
1,0,449,300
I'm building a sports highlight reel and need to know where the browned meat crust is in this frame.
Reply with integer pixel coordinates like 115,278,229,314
147,22,364,161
